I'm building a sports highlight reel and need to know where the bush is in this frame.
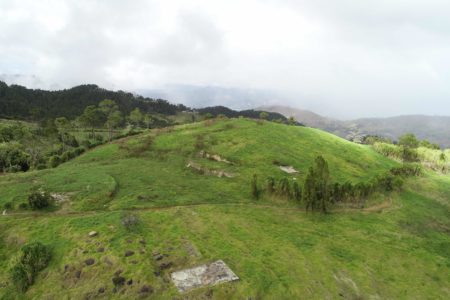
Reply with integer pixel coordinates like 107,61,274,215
36,163,47,170
3,202,13,210
121,212,140,230
48,155,61,168
18,202,28,210
28,190,53,210
10,263,29,292
9,242,51,292
251,174,260,200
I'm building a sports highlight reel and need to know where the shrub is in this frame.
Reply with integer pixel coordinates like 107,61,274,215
3,202,13,210
18,203,28,210
36,163,47,170
121,212,140,230
10,263,29,292
9,242,51,292
28,190,53,210
48,155,61,168
266,177,275,194
251,174,260,200
292,181,302,201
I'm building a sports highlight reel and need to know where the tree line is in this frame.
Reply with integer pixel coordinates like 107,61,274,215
0,81,186,120
251,156,422,213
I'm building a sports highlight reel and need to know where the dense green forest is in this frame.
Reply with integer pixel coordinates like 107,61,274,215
0,81,187,120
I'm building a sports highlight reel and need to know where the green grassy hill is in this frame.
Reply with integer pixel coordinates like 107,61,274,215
0,118,448,299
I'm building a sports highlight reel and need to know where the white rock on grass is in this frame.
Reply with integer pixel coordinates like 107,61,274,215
88,231,98,237
171,260,239,293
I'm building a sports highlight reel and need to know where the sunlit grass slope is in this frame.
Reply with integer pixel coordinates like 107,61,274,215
0,118,397,211
0,118,448,299
0,174,448,299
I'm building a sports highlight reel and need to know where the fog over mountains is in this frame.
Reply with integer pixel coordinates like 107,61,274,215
140,85,450,148
263,106,450,148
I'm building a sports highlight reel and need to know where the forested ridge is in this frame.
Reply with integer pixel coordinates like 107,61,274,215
0,81,187,120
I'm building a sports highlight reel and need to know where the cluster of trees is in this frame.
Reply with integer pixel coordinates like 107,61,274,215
0,81,186,120
0,98,170,174
363,133,440,150
371,133,447,173
251,156,422,213
197,105,303,125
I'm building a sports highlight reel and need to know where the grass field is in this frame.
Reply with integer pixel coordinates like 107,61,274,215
0,118,448,299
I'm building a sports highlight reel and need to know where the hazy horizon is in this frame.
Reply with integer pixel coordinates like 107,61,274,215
1,0,450,118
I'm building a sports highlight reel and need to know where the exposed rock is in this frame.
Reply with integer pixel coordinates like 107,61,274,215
279,165,298,174
85,258,95,266
88,231,98,237
125,250,135,257
171,260,239,293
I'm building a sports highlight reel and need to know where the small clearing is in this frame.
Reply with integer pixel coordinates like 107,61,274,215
171,260,239,293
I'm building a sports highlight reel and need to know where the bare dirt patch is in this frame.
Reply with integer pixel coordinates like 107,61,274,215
186,161,235,178
198,151,233,164
171,260,238,293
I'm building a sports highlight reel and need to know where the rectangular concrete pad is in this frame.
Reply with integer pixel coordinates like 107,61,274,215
171,260,239,293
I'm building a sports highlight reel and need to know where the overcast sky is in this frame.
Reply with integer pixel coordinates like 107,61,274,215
1,0,450,118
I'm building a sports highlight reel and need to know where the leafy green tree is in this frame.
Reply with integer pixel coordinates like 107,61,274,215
398,133,419,148
129,108,143,127
80,105,104,137
303,156,330,213
287,116,296,125
143,113,154,129
99,99,122,141
259,112,269,120
54,117,70,151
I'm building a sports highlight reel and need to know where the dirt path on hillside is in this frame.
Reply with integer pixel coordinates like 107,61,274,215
1,198,396,219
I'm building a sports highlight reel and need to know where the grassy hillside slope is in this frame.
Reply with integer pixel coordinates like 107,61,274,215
0,118,397,211
0,118,448,299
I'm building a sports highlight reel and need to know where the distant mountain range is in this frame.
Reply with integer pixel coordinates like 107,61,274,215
262,106,450,148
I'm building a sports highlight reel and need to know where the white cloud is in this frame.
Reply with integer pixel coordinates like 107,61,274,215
0,0,449,118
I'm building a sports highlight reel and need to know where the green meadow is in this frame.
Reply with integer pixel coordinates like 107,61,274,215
0,118,448,299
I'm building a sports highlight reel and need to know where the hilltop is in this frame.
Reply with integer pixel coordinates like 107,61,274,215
0,118,449,299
